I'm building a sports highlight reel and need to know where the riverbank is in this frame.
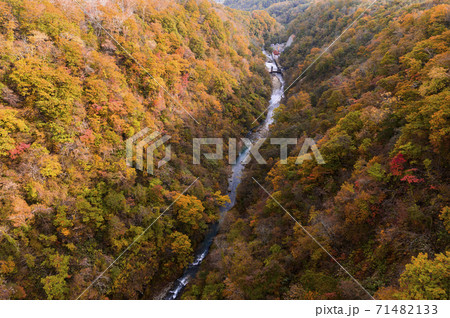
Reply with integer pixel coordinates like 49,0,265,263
163,49,285,300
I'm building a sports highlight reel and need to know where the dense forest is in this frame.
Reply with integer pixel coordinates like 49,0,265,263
222,0,287,11
183,0,450,300
220,0,311,24
0,0,279,299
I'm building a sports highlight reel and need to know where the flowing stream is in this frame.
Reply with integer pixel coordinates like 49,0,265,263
164,50,285,300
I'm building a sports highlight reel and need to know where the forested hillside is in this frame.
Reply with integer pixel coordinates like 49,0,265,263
0,0,278,299
184,0,450,300
222,0,285,11
221,0,311,24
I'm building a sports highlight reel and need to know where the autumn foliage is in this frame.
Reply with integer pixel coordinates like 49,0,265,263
0,0,277,299
182,0,449,300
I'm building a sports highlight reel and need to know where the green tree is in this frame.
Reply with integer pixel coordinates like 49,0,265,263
397,252,449,300
9,57,81,121
170,231,193,270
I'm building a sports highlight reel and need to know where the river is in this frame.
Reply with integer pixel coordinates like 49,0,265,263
163,50,285,300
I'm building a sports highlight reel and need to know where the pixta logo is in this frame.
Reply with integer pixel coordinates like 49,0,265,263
126,130,325,174
193,138,325,165
126,128,171,175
